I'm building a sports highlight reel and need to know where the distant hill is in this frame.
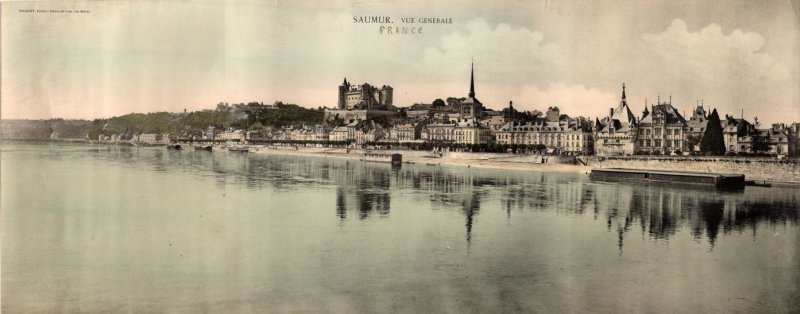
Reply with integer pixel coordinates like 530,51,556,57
2,103,326,140
1,119,94,140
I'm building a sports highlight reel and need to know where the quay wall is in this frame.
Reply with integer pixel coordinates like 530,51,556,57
588,157,800,184
253,145,800,184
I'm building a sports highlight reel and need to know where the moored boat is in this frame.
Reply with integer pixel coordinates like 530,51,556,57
228,146,249,153
364,152,402,165
194,145,213,151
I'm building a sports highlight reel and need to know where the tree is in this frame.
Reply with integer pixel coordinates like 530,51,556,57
750,131,770,154
685,134,703,152
700,109,726,156
432,99,445,107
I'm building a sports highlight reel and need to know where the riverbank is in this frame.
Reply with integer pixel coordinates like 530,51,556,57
248,145,800,186
251,146,593,174
27,139,797,186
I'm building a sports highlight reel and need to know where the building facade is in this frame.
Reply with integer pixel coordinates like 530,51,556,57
636,98,688,154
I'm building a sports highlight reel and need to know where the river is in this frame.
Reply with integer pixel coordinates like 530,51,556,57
1,141,798,312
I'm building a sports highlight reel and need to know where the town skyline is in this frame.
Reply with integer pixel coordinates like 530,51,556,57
2,0,798,124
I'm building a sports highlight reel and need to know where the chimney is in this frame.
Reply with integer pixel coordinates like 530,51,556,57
609,108,614,119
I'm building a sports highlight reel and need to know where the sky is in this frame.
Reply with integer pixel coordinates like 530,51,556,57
2,0,799,125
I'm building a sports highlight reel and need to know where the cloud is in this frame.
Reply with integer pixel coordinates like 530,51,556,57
643,18,788,84
502,83,618,118
420,18,562,87
637,19,797,124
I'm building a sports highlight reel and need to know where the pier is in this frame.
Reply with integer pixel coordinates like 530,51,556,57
590,168,745,189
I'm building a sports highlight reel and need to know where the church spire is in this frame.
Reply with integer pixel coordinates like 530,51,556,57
469,62,475,98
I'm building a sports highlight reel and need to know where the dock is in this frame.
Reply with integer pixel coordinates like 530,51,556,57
590,168,745,189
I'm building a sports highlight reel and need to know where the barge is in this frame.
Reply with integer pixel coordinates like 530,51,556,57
167,144,182,150
364,153,402,165
194,145,213,151
590,168,745,189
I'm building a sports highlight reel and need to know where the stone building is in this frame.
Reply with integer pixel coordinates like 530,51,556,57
495,118,593,154
684,103,708,152
594,84,638,156
387,122,425,142
137,133,162,144
722,116,754,153
422,122,455,143
563,121,594,155
766,124,790,155
452,118,492,145
636,96,688,155
496,121,565,147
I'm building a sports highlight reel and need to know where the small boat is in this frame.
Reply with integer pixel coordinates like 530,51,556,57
745,180,772,187
228,146,249,153
194,145,213,151
167,144,182,150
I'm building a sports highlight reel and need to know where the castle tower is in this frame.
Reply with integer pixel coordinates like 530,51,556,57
338,78,350,109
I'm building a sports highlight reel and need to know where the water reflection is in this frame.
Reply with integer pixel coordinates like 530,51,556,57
334,161,392,220
27,143,800,249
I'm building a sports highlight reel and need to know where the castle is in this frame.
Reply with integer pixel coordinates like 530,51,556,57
337,78,393,110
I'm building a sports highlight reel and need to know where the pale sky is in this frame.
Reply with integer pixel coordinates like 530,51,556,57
2,0,799,124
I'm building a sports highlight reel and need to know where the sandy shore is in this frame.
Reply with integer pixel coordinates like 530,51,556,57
250,146,593,175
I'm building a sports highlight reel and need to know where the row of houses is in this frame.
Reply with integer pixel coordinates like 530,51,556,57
594,84,799,156
97,77,798,156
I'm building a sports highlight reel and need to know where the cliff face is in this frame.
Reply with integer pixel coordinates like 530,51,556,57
1,119,93,140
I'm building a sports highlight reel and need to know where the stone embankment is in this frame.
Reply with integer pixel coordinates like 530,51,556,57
587,156,800,185
252,145,800,185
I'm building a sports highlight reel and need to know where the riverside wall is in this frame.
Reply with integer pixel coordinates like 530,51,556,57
588,157,800,184
255,145,800,184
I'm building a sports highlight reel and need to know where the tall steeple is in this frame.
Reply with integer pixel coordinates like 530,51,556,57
469,62,475,98
620,82,627,106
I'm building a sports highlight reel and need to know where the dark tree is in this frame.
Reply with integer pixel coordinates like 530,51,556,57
432,99,445,107
750,131,770,154
700,108,726,156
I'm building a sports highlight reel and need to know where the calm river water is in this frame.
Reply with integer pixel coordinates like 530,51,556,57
2,141,798,313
